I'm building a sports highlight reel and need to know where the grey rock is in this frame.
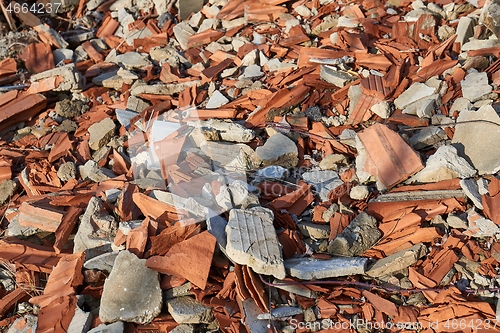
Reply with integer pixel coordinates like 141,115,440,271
460,70,492,102
206,91,229,109
170,325,194,333
409,127,447,150
460,178,483,210
327,212,381,256
67,305,93,333
257,306,303,320
79,160,115,182
87,322,124,333
477,178,489,195
365,243,427,277
115,109,138,128
272,279,318,298
241,299,268,333
370,101,391,119
305,106,322,122
173,22,195,50
126,96,149,113
302,170,343,202
256,133,298,168
450,97,472,113
179,0,204,20
371,190,465,202
447,214,468,229
100,251,162,324
319,154,347,170
243,65,264,78
53,48,74,65
88,118,115,150
199,141,261,172
6,214,40,237
320,65,355,87
348,84,362,114
452,105,500,175
409,145,476,183
151,190,207,218
394,82,436,110
480,0,500,39
164,283,192,300
130,81,200,96
187,119,255,143
297,222,330,239
74,197,118,258
30,63,84,91
166,296,214,324
83,252,118,273
284,256,368,279
0,180,17,205
115,52,152,71
255,165,288,179
57,162,76,182
456,16,475,46
207,214,228,251
350,185,369,200
226,207,286,279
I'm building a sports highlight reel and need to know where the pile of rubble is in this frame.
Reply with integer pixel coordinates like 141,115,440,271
2,0,500,332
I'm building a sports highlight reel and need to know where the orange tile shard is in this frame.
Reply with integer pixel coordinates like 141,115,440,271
357,123,424,188
146,231,216,290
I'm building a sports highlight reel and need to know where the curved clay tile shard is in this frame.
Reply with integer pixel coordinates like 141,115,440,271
357,123,424,189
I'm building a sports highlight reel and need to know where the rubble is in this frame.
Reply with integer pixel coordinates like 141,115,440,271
302,170,343,202
0,180,16,205
226,208,286,279
100,250,162,324
284,257,368,279
88,118,116,150
166,296,214,324
366,243,427,277
255,133,298,168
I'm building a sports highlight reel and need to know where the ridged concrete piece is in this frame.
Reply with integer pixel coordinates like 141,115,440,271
284,256,368,279
225,207,286,279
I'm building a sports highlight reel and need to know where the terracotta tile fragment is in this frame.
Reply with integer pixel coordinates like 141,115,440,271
19,43,54,74
18,201,65,232
0,288,30,318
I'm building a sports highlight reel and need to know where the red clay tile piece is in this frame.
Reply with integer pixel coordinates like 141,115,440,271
357,123,424,188
82,41,104,63
18,201,65,232
0,93,47,133
187,29,225,48
0,238,63,273
146,231,216,290
53,207,85,254
362,290,398,317
19,43,54,74
126,219,149,258
0,288,30,319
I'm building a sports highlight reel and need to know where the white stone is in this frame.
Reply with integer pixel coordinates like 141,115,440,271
456,17,475,46
320,65,355,87
350,185,369,200
409,127,447,150
394,82,436,110
319,154,346,170
302,170,343,202
226,207,286,279
366,244,427,277
370,101,391,119
297,222,330,239
450,97,472,113
409,145,476,183
284,257,368,279
460,178,483,210
240,49,258,67
452,105,500,175
205,90,229,109
255,133,298,168
166,296,214,324
461,70,492,102
173,22,195,50
295,4,312,17
100,251,162,324
115,52,152,70
477,178,489,195
243,64,263,78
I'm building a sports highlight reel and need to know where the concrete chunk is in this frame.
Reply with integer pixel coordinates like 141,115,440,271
226,207,286,279
366,243,427,277
100,250,162,324
460,178,483,210
460,70,492,102
394,82,436,110
302,170,343,202
115,52,152,70
30,63,84,91
241,299,268,333
297,222,330,239
87,322,124,333
327,212,381,256
0,180,17,205
284,256,368,279
409,127,447,150
57,162,76,182
465,209,500,238
452,105,500,175
409,145,476,183
320,65,355,87
205,91,229,109
188,119,255,143
255,133,298,168
173,22,195,50
166,296,214,324
88,118,115,150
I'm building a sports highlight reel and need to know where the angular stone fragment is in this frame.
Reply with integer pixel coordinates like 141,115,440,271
241,299,268,333
284,256,368,279
88,118,115,150
327,212,381,256
87,322,124,333
366,243,427,277
188,119,255,143
460,70,492,102
226,207,286,279
456,16,474,46
481,0,500,39
0,180,17,205
115,52,152,70
465,209,500,238
409,127,447,150
83,252,118,273
394,82,436,110
166,296,214,324
302,170,343,202
350,185,369,200
460,178,483,210
255,133,298,168
297,222,330,239
408,145,476,183
79,160,115,182
67,304,93,333
100,251,162,324
319,154,346,170
256,306,304,320
206,91,229,109
452,105,500,175
320,65,355,87
57,162,76,182
173,22,195,50
73,197,118,258
116,109,138,127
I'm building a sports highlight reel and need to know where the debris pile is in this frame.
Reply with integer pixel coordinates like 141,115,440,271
2,0,500,332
